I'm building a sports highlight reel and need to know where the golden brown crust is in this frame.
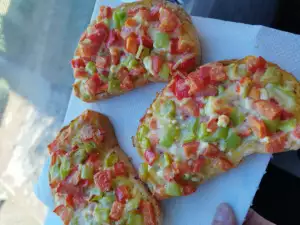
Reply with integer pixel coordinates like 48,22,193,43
73,0,201,102
49,110,162,225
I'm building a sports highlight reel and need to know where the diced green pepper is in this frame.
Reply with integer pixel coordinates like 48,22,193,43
100,196,115,208
136,45,150,59
154,32,170,49
137,125,150,142
141,137,151,150
163,152,172,167
218,85,225,95
126,194,141,212
266,84,296,112
122,56,138,69
160,126,180,148
197,123,209,140
105,151,119,167
60,157,71,180
127,213,143,225
230,109,245,126
50,163,60,180
113,10,127,29
94,205,110,223
80,164,93,180
160,100,176,118
278,118,296,132
72,149,87,164
225,130,242,149
108,79,121,94
182,118,199,143
100,74,109,82
89,187,103,202
183,173,192,180
159,64,170,80
214,127,229,140
84,141,97,153
260,67,281,85
70,216,79,225
263,119,279,133
165,182,182,196
139,163,149,181
85,61,96,75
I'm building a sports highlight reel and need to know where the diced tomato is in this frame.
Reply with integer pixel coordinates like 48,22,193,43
85,73,103,95
125,18,137,27
117,67,130,81
115,185,131,203
88,23,109,45
53,205,73,224
149,133,159,146
265,132,287,153
93,128,105,145
121,75,134,91
144,150,157,166
183,141,199,158
219,157,234,171
79,43,99,57
99,6,112,19
170,38,179,54
163,166,175,181
209,63,227,83
188,72,205,95
197,66,212,84
159,7,178,32
107,29,122,47
238,128,252,137
152,55,163,75
140,35,153,48
248,86,260,100
247,115,267,138
74,68,88,79
176,56,196,72
86,152,101,169
125,35,139,54
71,58,85,68
292,124,300,139
203,144,221,158
114,161,128,177
56,182,81,196
254,100,282,120
149,118,157,130
77,179,91,188
192,156,206,173
183,184,197,196
173,161,191,175
94,170,113,192
247,56,267,73
127,6,147,17
140,201,156,225
207,118,218,133
197,85,218,97
48,139,59,152
109,47,120,65
109,201,124,221
150,5,161,21
130,65,146,76
96,55,110,69
281,110,294,120
171,76,190,100
66,194,74,208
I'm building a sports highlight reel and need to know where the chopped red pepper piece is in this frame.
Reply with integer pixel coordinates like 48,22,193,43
109,201,124,221
254,100,282,120
115,185,131,203
183,141,199,158
144,150,157,166
265,132,287,153
114,161,128,177
247,56,267,73
71,58,85,68
203,144,221,158
94,170,112,192
140,201,156,225
247,115,267,138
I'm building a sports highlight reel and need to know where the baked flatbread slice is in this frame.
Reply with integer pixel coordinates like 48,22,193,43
134,56,300,199
48,110,161,224
72,0,201,102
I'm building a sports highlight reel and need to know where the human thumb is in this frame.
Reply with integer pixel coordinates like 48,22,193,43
212,203,237,225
